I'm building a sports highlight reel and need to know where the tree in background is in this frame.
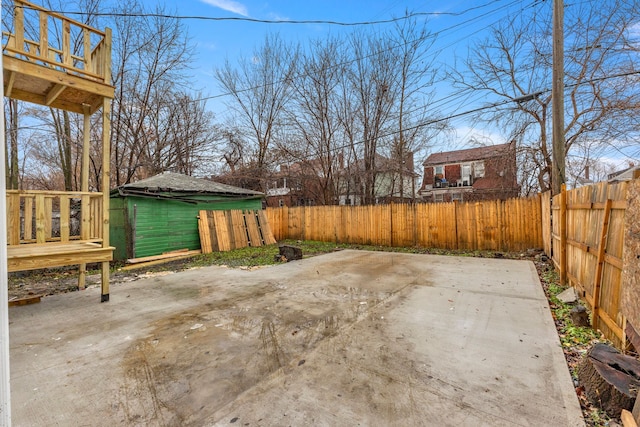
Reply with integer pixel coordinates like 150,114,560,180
215,34,297,191
2,0,219,191
453,0,640,194
216,16,445,204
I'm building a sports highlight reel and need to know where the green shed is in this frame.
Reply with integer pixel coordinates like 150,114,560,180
110,172,264,261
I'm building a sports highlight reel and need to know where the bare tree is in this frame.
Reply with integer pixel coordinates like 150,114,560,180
453,1,640,192
215,34,297,190
343,31,398,204
282,38,344,204
109,0,199,185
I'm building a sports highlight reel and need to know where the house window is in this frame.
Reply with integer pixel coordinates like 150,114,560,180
434,165,445,187
474,161,485,178
433,193,444,203
461,164,472,186
451,193,463,202
345,198,352,205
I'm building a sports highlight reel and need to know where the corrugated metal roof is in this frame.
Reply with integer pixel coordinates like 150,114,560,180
423,143,513,166
118,172,264,196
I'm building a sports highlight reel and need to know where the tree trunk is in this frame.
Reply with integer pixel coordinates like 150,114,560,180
577,343,640,417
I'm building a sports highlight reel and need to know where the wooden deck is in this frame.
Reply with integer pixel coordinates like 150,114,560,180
3,0,114,301
8,241,114,272
2,0,113,114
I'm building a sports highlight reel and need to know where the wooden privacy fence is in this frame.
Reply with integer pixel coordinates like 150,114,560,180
266,196,543,252
547,182,629,347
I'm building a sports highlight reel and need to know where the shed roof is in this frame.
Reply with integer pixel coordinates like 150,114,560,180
117,172,264,197
423,142,513,166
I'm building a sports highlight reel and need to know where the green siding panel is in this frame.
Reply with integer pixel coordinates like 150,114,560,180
110,194,262,260
109,198,129,261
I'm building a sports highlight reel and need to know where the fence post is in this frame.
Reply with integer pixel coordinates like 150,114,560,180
559,184,567,287
454,201,459,250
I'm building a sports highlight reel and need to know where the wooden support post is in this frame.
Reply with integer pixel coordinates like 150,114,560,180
101,96,111,302
559,184,567,286
100,27,112,302
78,109,91,290
592,198,612,331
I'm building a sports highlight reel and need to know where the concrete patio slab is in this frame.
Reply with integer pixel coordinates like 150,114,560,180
9,250,583,426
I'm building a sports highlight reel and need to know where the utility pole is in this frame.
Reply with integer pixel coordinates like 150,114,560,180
552,0,565,195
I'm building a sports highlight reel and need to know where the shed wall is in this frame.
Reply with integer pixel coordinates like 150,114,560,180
110,195,262,260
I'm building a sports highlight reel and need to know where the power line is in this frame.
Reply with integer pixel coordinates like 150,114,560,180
192,0,524,105
265,70,640,164
42,3,509,27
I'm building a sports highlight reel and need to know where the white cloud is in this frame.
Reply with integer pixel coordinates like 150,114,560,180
200,0,248,17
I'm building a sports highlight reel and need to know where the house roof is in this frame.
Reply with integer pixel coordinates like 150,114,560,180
423,142,513,166
117,172,264,196
608,165,640,182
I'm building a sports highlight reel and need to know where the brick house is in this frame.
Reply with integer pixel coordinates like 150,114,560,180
418,142,520,202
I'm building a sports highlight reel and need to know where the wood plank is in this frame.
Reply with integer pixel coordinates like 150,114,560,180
23,196,33,241
5,71,16,97
39,11,48,62
120,251,201,271
45,83,66,105
213,210,231,251
604,253,623,270
7,242,114,272
127,249,201,264
244,210,263,247
8,193,20,245
599,309,624,341
83,28,92,72
197,210,212,254
35,194,46,243
8,296,41,307
80,194,90,240
257,209,277,245
14,3,24,54
44,197,53,239
59,196,70,242
206,211,220,252
592,199,612,331
230,209,249,249
62,20,71,66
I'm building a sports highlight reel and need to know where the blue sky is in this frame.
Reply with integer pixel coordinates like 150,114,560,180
157,0,527,146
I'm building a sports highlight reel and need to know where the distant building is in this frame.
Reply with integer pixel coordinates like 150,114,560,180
264,161,321,208
607,164,640,182
418,142,520,202
338,152,419,205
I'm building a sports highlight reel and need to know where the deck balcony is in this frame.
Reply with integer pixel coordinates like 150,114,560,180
3,0,114,300
2,0,113,114
6,190,112,272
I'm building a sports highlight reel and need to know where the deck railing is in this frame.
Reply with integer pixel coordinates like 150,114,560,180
7,190,104,245
2,0,111,83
